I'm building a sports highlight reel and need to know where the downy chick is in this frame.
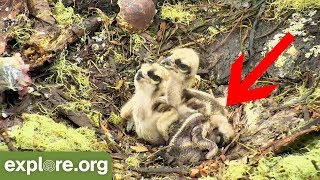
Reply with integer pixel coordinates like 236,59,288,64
160,48,235,159
120,63,179,146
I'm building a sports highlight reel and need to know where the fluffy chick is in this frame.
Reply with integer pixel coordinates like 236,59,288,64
160,48,235,158
120,63,179,146
164,112,219,165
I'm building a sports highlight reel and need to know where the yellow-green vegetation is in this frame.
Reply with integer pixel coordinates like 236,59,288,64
9,114,108,151
113,48,127,64
130,34,146,53
305,45,320,58
108,112,125,127
274,45,298,68
296,84,320,105
52,0,83,26
58,100,102,127
221,135,320,180
270,0,320,16
125,154,140,167
47,51,92,98
0,142,8,151
6,14,35,45
207,26,220,37
161,3,196,25
222,161,250,180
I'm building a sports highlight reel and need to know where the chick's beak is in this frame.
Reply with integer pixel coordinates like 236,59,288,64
160,57,172,68
135,71,144,81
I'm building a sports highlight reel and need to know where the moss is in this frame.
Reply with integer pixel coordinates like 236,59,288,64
0,142,8,151
52,0,83,27
161,3,196,25
108,112,125,127
9,113,108,151
220,135,320,180
222,161,250,180
6,14,35,46
113,48,127,64
296,84,320,105
270,0,320,16
47,51,92,98
130,34,146,53
125,154,140,167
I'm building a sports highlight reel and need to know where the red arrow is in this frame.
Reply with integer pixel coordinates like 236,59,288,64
226,32,295,106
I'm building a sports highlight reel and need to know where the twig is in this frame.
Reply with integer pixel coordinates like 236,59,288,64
89,60,102,74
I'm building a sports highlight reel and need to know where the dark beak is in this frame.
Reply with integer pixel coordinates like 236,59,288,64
135,71,144,81
160,57,173,69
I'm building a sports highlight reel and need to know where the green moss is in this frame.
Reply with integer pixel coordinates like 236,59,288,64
6,14,35,46
53,0,83,26
125,154,140,167
0,142,8,151
270,0,320,15
47,51,92,98
221,136,320,180
130,34,146,53
108,112,125,127
161,3,196,25
113,49,127,64
9,114,108,151
222,161,250,180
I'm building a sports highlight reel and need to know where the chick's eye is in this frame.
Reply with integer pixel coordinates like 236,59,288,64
152,75,161,82
179,63,189,71
147,71,162,82
174,59,181,65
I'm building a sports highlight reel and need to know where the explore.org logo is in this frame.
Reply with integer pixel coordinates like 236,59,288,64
4,157,108,175
0,152,112,180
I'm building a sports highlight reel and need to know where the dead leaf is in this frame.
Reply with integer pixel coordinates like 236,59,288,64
157,21,167,41
114,80,124,90
130,145,148,152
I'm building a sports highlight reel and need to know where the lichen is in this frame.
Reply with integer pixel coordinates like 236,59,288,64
46,51,92,98
244,102,263,131
305,45,320,58
262,11,317,77
6,14,35,46
113,48,128,64
125,154,140,167
274,45,298,68
108,112,125,127
161,3,196,25
52,0,83,27
9,113,108,151
130,34,146,53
